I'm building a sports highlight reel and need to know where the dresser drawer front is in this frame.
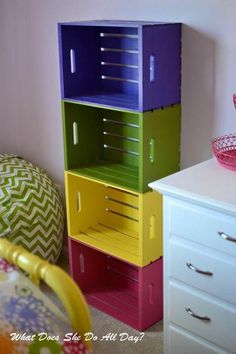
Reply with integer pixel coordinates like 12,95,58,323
169,200,236,257
169,325,232,354
169,281,236,353
169,240,236,306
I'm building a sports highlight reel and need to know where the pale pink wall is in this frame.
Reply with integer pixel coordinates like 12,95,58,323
0,0,236,186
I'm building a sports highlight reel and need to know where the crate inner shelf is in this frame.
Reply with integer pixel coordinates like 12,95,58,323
69,162,139,191
69,239,140,327
68,238,163,330
63,101,181,192
59,25,140,110
66,171,163,266
70,223,139,265
63,101,142,190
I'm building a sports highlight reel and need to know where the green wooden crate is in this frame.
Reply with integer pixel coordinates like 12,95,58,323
62,100,181,192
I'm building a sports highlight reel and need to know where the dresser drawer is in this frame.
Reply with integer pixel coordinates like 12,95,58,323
169,281,236,353
169,325,232,354
169,200,236,257
169,240,236,306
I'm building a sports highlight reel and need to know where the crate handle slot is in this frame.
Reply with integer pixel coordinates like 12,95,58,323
149,138,155,164
73,122,79,145
79,254,85,273
149,283,154,305
150,54,155,82
70,49,76,74
76,192,81,212
149,215,156,239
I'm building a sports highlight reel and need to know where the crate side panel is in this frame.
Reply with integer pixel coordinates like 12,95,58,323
65,173,106,234
58,25,65,97
61,102,69,169
68,238,107,290
60,26,101,98
142,105,181,191
139,190,163,265
138,258,163,330
63,103,104,169
142,24,181,110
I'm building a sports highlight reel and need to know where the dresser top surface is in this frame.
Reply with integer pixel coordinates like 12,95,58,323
149,158,236,214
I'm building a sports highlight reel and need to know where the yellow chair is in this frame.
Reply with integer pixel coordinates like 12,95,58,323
0,238,92,353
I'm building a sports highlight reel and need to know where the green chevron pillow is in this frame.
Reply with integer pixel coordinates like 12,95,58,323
0,154,64,263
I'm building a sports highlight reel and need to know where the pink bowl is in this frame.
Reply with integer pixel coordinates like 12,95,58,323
212,134,236,171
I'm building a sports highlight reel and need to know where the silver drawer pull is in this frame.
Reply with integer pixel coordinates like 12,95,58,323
185,307,211,322
218,231,236,243
186,262,213,276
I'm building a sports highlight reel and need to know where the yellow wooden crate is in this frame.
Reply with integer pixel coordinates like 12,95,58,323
65,171,162,267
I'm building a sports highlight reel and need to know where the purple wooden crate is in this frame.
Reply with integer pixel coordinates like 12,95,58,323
58,20,181,112
68,237,163,330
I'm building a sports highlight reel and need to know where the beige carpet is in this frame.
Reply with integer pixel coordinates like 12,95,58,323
43,245,163,354
90,306,163,354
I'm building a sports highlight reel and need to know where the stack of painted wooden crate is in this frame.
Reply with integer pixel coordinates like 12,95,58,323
58,20,181,330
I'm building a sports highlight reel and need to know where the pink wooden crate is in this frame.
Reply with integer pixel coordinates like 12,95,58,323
68,237,163,330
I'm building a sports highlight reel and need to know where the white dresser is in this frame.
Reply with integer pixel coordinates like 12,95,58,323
149,158,236,354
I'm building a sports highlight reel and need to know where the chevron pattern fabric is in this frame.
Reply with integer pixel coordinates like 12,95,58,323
0,154,64,263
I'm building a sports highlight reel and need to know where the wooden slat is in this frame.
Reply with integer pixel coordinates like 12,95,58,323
107,224,138,239
102,210,139,233
105,186,139,206
73,164,139,191
70,228,139,265
88,285,138,310
86,285,138,320
94,224,137,245
101,162,138,174
103,148,139,167
98,223,138,239
105,199,139,220
103,121,139,139
86,228,138,254
103,134,139,153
